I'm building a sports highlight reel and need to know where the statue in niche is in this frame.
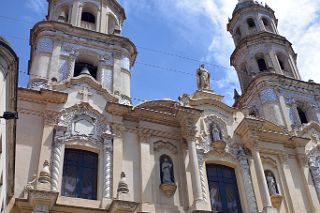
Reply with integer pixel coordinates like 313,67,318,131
265,170,278,195
160,155,175,184
196,64,211,91
211,123,222,142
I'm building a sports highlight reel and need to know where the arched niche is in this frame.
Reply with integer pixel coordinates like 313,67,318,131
73,52,99,79
159,154,175,184
108,13,120,35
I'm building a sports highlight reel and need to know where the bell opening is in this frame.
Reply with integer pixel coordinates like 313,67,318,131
74,62,97,79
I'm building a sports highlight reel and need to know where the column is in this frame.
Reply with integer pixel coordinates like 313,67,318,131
297,155,320,213
139,131,155,212
251,147,275,213
51,126,66,192
98,57,113,92
77,4,83,27
96,9,101,32
102,134,113,199
187,136,204,209
112,124,125,198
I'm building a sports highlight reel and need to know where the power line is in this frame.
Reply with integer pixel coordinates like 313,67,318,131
0,15,234,72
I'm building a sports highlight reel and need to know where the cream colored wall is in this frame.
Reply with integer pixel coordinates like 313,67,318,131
15,102,44,197
122,131,141,202
284,158,311,212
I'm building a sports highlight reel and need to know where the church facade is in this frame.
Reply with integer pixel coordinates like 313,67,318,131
3,0,320,212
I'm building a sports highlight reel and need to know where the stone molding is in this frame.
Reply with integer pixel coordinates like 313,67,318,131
51,103,113,198
154,141,178,154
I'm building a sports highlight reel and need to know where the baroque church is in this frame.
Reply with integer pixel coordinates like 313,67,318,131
0,0,320,212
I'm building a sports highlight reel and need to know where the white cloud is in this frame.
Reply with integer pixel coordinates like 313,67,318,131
26,0,47,14
120,0,320,103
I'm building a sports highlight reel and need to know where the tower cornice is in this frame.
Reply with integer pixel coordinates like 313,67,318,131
29,20,137,74
230,32,294,66
228,4,277,32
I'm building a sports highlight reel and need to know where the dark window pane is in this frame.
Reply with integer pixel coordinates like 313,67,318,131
247,18,255,28
82,12,95,23
210,182,223,212
62,149,98,200
206,165,242,213
257,58,268,71
297,107,308,124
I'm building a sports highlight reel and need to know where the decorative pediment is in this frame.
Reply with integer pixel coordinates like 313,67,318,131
52,75,118,102
55,102,111,147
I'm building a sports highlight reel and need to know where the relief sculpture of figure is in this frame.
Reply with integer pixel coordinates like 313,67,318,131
211,124,222,142
197,64,211,91
266,171,278,195
161,157,174,183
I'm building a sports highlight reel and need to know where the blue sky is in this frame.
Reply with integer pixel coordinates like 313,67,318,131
1,0,320,106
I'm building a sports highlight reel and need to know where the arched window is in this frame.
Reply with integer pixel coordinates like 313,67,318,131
61,149,98,200
82,12,95,23
247,18,256,28
264,170,279,195
160,155,175,184
206,165,242,212
297,107,308,124
262,17,274,33
256,57,268,71
80,4,97,30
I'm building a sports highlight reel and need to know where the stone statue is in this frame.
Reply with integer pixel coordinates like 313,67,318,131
161,157,174,183
266,171,278,195
211,124,222,141
197,64,211,91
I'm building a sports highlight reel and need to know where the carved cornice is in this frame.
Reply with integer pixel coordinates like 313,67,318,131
30,21,137,66
52,75,118,102
18,88,68,104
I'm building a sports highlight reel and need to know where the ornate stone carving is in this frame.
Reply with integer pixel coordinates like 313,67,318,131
154,141,178,154
159,183,177,198
178,94,190,106
271,194,283,208
308,146,320,200
51,104,113,194
197,150,208,202
29,79,49,90
260,88,277,104
103,135,113,199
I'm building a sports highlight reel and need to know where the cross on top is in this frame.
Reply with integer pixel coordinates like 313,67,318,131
79,86,93,102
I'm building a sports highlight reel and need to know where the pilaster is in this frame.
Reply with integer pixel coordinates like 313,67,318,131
112,123,125,198
138,129,155,212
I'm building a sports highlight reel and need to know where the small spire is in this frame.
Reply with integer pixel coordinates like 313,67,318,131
234,89,241,101
117,172,129,196
38,160,51,184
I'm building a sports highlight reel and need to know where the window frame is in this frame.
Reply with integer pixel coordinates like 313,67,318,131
61,148,99,200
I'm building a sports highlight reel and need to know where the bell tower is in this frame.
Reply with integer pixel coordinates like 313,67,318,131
28,0,137,104
228,0,300,92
